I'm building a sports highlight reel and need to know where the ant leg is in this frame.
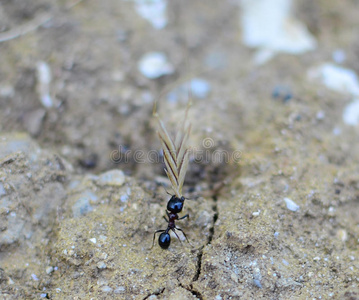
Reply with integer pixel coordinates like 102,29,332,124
176,227,193,247
163,216,169,222
178,214,189,220
171,228,183,246
150,230,165,249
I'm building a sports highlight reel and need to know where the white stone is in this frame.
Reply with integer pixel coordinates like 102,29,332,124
240,0,316,64
134,0,167,29
31,274,39,281
114,286,126,294
284,197,300,212
252,211,260,217
343,98,359,126
190,78,211,99
97,261,107,269
101,285,113,293
36,61,53,108
138,52,174,79
308,63,359,96
98,170,125,187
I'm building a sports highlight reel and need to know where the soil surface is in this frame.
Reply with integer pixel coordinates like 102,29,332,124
1,0,359,299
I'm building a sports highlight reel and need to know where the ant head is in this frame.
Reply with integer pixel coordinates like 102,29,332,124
167,195,184,213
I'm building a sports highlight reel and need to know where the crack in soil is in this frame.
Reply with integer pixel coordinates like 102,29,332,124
208,199,219,245
186,195,218,299
192,248,203,282
180,282,203,300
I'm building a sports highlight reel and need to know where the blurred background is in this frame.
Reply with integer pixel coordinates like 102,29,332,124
1,0,358,179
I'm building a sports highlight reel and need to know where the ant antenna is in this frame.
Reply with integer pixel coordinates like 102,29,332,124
183,196,195,201
160,182,172,196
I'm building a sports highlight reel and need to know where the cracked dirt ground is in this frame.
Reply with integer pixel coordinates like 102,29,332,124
1,0,359,299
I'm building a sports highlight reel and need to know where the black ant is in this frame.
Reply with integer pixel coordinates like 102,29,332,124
151,195,191,249
151,102,192,249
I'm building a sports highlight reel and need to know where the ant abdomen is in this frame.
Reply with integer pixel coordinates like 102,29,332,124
159,232,171,249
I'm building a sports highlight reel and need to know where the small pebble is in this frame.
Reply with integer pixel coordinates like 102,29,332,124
31,274,39,281
253,279,262,288
190,78,211,99
240,0,316,56
316,111,325,120
114,286,126,294
252,211,260,217
231,272,238,283
36,61,53,108
101,286,113,293
46,266,54,274
134,0,167,29
97,261,107,269
89,238,97,244
167,78,210,103
99,253,108,260
343,98,359,126
308,63,359,96
98,170,125,187
284,197,300,212
120,194,129,202
337,229,348,242
138,52,174,79
72,191,97,217
253,267,262,288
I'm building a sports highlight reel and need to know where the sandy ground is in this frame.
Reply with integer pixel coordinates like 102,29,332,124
1,0,359,299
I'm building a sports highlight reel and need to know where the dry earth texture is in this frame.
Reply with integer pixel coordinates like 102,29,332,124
1,0,359,299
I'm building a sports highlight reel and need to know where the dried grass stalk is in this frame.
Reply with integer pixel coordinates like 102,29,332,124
154,103,191,198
